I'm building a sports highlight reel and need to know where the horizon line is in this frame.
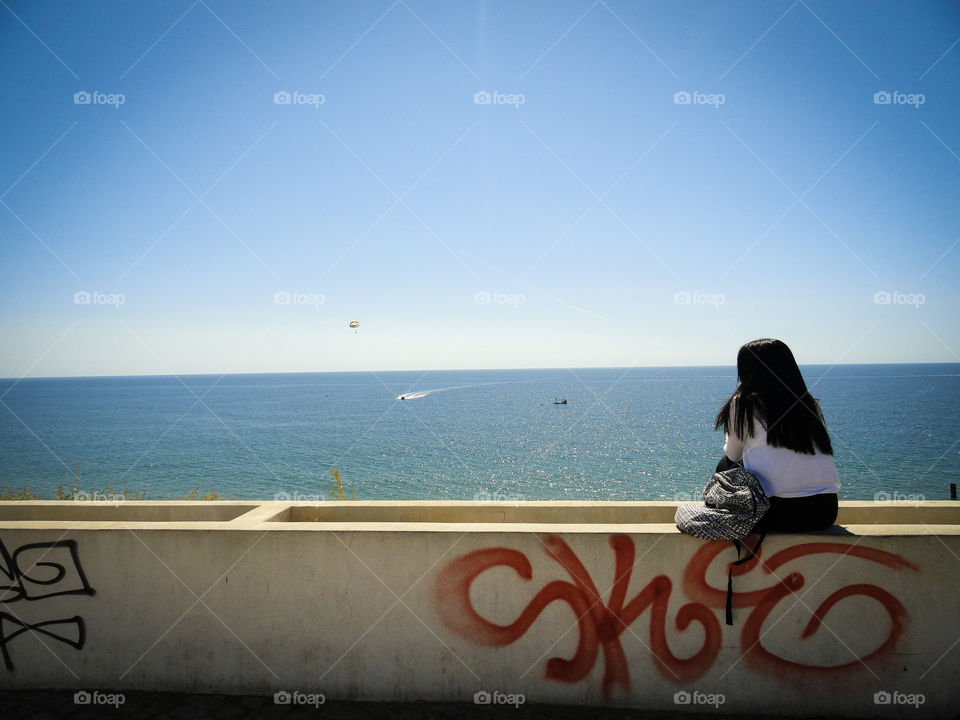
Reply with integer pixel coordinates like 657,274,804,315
3,360,959,382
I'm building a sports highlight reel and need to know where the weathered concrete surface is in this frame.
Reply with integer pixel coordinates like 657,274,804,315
1,501,958,719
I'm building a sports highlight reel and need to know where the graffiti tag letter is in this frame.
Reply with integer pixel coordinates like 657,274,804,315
434,534,721,696
0,539,96,670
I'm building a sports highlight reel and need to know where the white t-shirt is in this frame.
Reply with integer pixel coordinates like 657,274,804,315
723,404,840,498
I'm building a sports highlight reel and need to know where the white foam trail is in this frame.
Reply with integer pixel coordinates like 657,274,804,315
396,380,513,401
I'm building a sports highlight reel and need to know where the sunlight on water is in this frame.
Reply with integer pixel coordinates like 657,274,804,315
1,365,957,502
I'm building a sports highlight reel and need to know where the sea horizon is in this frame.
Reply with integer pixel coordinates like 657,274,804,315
2,363,958,503
4,360,959,383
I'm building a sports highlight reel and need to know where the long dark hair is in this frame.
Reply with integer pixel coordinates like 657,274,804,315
714,338,834,455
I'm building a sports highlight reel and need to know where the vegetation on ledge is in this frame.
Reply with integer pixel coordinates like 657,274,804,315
1,469,354,502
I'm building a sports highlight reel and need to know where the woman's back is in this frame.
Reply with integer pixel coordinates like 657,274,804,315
715,338,841,530
723,407,840,498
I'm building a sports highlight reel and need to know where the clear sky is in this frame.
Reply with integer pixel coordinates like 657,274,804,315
1,0,958,377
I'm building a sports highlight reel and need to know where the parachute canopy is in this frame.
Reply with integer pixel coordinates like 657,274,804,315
349,321,359,329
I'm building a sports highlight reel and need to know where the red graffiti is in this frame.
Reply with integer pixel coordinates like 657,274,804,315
434,534,721,696
682,539,918,678
434,535,918,696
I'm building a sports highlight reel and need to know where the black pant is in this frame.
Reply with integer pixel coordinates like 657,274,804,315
715,456,838,531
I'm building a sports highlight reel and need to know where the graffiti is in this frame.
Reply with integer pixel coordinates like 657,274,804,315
434,534,918,696
0,539,95,670
434,534,721,696
682,539,918,679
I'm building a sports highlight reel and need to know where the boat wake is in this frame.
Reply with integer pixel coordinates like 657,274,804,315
397,391,430,400
396,380,513,401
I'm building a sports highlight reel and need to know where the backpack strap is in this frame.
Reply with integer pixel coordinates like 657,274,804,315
725,528,767,625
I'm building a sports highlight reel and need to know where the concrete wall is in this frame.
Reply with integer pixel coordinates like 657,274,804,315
1,500,958,717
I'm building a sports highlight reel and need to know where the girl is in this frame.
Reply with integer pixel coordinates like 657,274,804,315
715,339,840,531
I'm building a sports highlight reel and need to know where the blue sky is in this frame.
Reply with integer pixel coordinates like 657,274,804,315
1,0,958,377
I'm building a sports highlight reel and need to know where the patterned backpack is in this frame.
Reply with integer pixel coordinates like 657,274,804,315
675,465,770,624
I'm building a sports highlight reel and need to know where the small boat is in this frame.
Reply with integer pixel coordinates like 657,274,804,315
552,397,568,405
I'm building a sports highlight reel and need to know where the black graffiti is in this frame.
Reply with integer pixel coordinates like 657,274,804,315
0,539,95,670
0,614,86,671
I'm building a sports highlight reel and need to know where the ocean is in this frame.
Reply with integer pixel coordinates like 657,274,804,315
0,364,957,502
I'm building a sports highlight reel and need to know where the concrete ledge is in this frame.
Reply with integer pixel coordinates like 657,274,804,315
3,500,958,531
1,501,958,718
